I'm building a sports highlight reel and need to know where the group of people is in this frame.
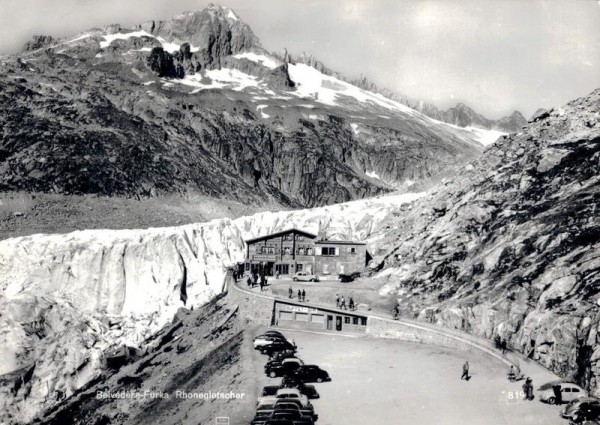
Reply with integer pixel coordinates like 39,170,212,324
246,272,269,291
289,287,306,302
335,294,355,310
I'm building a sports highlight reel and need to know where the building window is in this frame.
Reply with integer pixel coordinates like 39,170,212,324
348,247,356,254
284,247,291,255
306,248,313,255
344,317,351,324
279,311,293,320
361,317,367,326
311,314,325,324
322,247,336,256
297,235,304,241
322,264,330,274
283,234,291,240
296,312,309,322
297,264,303,272
353,317,359,325
268,246,275,254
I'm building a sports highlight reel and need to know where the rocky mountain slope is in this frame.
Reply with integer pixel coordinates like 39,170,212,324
369,89,600,394
0,4,491,214
349,74,527,133
0,191,422,423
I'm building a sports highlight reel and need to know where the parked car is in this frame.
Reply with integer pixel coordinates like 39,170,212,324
540,383,588,404
292,365,331,383
270,349,297,362
265,357,304,377
259,341,296,356
254,335,289,349
562,398,600,421
293,271,319,282
261,386,282,397
338,272,361,282
273,401,318,421
270,411,314,425
257,388,311,408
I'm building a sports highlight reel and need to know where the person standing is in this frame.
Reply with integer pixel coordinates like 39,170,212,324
247,275,252,288
297,290,302,302
340,296,346,310
259,275,264,291
461,361,469,380
349,297,354,310
552,384,561,404
336,294,340,308
301,289,306,302
523,377,534,400
289,286,293,299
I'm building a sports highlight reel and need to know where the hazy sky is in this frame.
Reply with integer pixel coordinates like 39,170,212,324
1,0,598,118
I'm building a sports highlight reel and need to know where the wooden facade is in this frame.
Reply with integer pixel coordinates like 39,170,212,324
244,228,367,277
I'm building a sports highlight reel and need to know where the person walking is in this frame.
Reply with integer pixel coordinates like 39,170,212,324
301,289,306,302
461,361,469,380
340,296,347,310
289,286,293,299
297,290,302,302
259,275,264,291
252,273,258,288
336,294,340,308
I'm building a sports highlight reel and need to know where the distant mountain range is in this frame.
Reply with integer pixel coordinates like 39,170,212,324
0,4,525,211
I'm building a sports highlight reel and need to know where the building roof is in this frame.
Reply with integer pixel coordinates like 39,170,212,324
244,228,317,244
314,240,366,245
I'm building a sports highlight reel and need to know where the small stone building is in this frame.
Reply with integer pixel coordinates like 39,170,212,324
244,228,367,277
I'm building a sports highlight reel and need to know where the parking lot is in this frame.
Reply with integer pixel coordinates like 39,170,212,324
251,329,566,425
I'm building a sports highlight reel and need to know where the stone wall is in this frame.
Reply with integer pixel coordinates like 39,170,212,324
226,277,274,326
366,316,514,367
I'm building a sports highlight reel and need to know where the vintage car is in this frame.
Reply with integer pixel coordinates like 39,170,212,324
338,272,361,282
259,340,297,356
562,397,600,421
265,357,304,377
292,365,331,383
257,388,311,408
540,382,588,404
292,271,319,282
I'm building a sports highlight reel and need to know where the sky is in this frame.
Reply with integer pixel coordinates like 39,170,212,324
0,0,598,119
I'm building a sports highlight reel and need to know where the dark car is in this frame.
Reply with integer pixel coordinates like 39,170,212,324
293,365,331,383
260,341,297,356
299,384,320,399
274,402,318,421
261,385,282,397
562,398,600,421
265,358,303,378
270,349,296,361
570,403,600,423
338,272,361,282
270,411,314,425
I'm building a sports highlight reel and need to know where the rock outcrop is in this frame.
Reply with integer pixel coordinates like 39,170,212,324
371,88,600,395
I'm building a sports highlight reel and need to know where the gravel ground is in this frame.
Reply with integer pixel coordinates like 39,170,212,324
270,329,567,425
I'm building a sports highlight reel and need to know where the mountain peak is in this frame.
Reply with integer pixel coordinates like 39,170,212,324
136,5,260,52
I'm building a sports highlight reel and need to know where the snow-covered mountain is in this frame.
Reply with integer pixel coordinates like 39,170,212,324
0,4,502,216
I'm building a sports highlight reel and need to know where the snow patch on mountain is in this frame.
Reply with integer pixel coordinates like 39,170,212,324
233,52,279,69
257,104,270,118
287,63,417,116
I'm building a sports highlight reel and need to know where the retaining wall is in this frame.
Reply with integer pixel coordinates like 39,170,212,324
226,277,274,326
367,316,513,366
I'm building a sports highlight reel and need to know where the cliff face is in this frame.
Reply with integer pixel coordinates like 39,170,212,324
0,6,489,213
371,89,600,394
